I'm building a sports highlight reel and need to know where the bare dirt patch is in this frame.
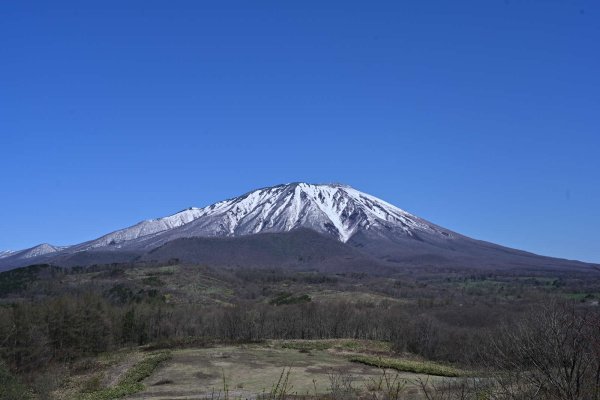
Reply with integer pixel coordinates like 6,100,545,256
125,345,449,400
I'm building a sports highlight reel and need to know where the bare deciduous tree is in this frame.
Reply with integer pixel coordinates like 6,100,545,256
486,300,600,400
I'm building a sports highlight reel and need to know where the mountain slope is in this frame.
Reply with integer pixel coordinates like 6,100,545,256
0,244,69,271
0,182,596,272
0,250,15,259
141,229,392,274
77,208,205,249
77,182,454,252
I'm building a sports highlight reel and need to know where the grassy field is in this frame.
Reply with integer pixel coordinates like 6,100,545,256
50,341,463,400
121,344,456,400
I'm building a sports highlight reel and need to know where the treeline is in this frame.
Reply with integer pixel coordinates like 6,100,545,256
3,289,597,367
1,263,600,399
1,293,490,373
2,294,599,398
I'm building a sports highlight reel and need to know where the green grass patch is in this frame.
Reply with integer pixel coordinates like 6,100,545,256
141,276,165,287
145,267,176,276
349,355,464,377
564,292,599,301
78,351,171,400
278,339,392,354
269,292,311,305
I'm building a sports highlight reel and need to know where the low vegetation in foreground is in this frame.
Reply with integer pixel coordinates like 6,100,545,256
77,351,171,400
0,262,599,399
349,355,464,378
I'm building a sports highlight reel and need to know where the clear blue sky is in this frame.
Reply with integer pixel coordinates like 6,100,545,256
1,1,599,262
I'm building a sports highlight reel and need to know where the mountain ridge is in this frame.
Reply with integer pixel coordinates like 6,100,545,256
64,182,453,253
0,182,596,272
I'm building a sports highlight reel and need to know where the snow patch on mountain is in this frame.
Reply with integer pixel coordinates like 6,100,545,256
0,250,15,259
82,183,453,250
204,182,446,242
18,243,67,259
84,208,206,248
8,183,455,258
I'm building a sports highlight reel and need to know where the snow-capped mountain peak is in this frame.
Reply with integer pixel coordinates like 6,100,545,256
8,183,454,261
2,182,595,273
181,182,439,242
83,182,450,249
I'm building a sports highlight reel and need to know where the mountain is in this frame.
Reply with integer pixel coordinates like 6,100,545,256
72,182,453,251
0,250,15,259
0,244,72,272
142,229,394,274
0,183,596,272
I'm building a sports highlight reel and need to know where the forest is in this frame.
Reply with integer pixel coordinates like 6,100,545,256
1,262,600,399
